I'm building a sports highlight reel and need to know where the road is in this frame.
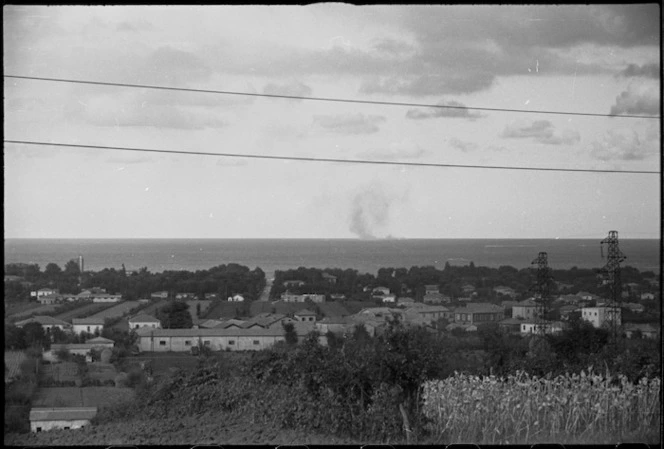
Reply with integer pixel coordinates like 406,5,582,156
258,275,275,302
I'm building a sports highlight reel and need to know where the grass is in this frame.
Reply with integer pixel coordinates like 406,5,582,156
4,351,27,381
421,370,661,444
41,362,79,382
53,302,116,321
127,353,201,374
88,301,141,320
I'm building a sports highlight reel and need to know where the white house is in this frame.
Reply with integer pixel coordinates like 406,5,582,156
512,299,543,321
372,287,391,297
382,294,397,303
520,321,563,336
91,294,122,303
45,337,114,362
31,288,59,298
281,293,325,303
424,285,440,295
71,317,105,335
128,314,162,330
151,291,169,299
581,305,621,329
294,309,317,323
30,407,97,432
36,294,60,305
640,292,655,300
228,294,245,302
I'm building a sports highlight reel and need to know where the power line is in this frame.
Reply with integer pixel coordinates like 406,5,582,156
4,74,661,120
4,139,660,174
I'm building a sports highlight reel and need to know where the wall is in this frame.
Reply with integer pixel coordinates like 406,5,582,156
31,419,91,432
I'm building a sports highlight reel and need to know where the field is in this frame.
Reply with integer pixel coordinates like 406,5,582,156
88,301,141,320
88,362,118,382
53,302,115,322
7,303,59,321
41,362,79,382
5,301,51,318
32,387,134,409
4,351,27,382
137,299,169,317
422,371,661,444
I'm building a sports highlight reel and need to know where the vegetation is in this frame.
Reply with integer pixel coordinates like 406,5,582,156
156,301,193,329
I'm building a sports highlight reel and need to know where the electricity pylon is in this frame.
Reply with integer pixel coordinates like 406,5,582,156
599,230,626,346
531,252,554,335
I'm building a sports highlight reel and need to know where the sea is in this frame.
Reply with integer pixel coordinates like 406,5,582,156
3,239,661,278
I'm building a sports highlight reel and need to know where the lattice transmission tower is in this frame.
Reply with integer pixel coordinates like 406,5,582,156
531,252,554,335
599,230,626,344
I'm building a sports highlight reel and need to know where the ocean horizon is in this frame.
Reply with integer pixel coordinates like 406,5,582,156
4,238,660,277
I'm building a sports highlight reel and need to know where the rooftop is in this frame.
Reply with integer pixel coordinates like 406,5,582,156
30,407,97,422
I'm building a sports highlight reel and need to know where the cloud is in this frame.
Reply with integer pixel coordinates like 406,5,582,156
406,100,484,120
609,84,660,116
359,143,427,160
138,46,213,86
106,155,153,164
501,120,580,145
618,63,661,79
449,138,478,152
349,184,407,239
215,158,249,167
361,72,495,97
313,114,386,134
75,92,225,130
590,127,659,161
263,81,313,98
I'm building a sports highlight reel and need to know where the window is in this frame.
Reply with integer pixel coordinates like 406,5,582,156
87,326,91,332
135,324,139,329
185,340,191,346
64,427,70,430
229,340,235,345
253,340,260,345
36,427,42,432
159,341,166,346
204,340,210,346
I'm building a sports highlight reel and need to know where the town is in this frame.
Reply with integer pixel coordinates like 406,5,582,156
4,257,660,441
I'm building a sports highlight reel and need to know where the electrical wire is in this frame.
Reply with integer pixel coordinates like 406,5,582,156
4,74,661,120
4,139,660,174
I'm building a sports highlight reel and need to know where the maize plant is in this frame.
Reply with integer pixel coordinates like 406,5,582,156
421,370,661,444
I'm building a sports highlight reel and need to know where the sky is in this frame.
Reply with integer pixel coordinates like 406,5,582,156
3,4,661,239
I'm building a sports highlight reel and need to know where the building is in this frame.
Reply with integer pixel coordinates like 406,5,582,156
37,294,60,305
511,299,543,321
493,286,517,298
404,305,451,325
31,288,59,298
581,305,621,329
128,314,162,330
498,318,523,335
322,273,337,284
280,292,325,303
424,285,440,295
316,317,355,335
559,305,580,320
175,293,196,300
14,316,72,334
623,323,659,339
371,286,391,297
423,292,450,304
151,291,169,299
71,317,104,335
91,294,122,303
382,294,397,303
623,302,646,314
45,337,114,362
228,294,245,302
397,297,415,306
283,280,305,288
454,303,504,325
294,309,317,323
640,292,655,300
135,326,316,352
244,313,291,329
520,321,564,336
30,407,97,432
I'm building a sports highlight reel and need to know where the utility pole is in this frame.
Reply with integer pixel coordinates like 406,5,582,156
599,230,626,348
531,252,553,335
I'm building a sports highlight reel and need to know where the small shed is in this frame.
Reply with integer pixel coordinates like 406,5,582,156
30,407,97,432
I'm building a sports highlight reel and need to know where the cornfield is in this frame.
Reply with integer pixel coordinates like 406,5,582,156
422,370,661,444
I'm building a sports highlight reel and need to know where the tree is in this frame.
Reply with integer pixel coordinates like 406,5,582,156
158,301,193,329
5,325,27,350
44,262,62,279
283,322,298,345
64,259,81,276
23,322,50,350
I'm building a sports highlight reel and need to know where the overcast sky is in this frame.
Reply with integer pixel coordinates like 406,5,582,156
4,4,661,239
